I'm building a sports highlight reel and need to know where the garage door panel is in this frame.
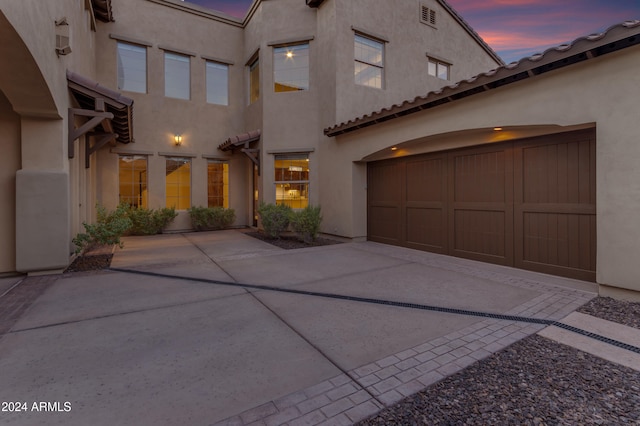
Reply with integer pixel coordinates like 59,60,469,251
368,206,401,244
515,130,596,280
405,207,446,252
453,150,507,203
452,209,508,262
406,157,445,202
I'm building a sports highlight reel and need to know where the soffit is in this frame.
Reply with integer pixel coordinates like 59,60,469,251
325,20,640,137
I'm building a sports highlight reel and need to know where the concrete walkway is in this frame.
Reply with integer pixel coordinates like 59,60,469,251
0,230,607,425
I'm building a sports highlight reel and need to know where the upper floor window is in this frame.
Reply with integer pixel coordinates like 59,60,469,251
274,43,309,92
249,56,260,104
354,34,384,89
428,57,450,80
117,42,146,93
165,52,190,100
206,61,229,105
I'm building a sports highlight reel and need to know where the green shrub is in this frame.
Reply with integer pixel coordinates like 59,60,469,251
257,202,292,239
126,206,177,235
187,206,236,231
291,205,322,243
72,203,133,254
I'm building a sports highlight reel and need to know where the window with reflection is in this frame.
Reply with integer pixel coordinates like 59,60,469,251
274,43,309,92
249,57,260,104
206,61,229,105
117,42,147,93
354,34,384,89
165,52,190,100
166,157,191,209
274,154,309,209
428,57,450,80
119,155,148,208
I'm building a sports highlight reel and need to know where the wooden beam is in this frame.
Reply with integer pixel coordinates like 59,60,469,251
68,107,113,159
85,133,117,168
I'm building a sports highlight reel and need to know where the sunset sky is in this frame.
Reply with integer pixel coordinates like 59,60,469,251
183,0,640,64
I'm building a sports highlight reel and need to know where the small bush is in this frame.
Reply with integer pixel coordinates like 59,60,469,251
126,206,177,235
188,206,236,231
73,203,133,254
291,205,322,243
257,202,292,239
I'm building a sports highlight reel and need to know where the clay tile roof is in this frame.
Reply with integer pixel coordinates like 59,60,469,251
218,129,261,151
325,20,640,137
67,70,134,144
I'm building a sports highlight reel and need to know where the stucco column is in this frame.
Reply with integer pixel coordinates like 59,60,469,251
16,117,70,273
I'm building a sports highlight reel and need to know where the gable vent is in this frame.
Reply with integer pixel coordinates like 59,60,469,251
421,5,436,27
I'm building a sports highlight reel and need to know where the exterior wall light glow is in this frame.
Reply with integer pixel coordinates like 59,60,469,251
174,134,183,146
391,146,398,151
493,127,503,131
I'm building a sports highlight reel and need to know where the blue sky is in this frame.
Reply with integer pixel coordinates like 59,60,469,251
183,0,640,64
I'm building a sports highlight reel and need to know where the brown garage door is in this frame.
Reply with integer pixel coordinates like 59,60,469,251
368,129,596,281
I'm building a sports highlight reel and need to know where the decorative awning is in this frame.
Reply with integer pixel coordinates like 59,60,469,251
67,70,134,168
218,129,261,173
91,0,114,23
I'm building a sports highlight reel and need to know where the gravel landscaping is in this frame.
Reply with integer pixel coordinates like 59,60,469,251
359,297,640,425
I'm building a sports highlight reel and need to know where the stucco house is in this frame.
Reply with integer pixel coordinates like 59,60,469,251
2,0,640,300
0,0,500,273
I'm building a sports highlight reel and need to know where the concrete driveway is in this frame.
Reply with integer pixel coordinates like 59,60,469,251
0,230,596,425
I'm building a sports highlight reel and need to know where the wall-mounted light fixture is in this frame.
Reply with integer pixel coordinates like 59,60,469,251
493,127,503,131
174,134,183,146
391,146,398,151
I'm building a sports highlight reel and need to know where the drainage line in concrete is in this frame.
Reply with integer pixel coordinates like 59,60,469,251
108,267,640,355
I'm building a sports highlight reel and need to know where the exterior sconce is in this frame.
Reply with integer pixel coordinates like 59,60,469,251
174,134,183,146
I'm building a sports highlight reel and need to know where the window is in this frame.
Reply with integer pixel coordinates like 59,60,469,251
274,154,309,209
354,34,384,89
206,61,229,105
119,155,147,208
420,5,437,26
165,52,190,100
117,42,146,93
249,56,259,104
428,57,450,80
274,43,309,92
166,157,191,209
207,160,229,208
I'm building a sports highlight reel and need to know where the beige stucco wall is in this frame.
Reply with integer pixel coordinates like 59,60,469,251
0,0,99,272
0,91,20,273
325,45,640,296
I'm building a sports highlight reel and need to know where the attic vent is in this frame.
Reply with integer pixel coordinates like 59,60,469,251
420,5,436,27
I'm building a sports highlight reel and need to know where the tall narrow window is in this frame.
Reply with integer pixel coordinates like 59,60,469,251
166,157,191,209
117,42,146,93
119,155,148,208
165,52,190,100
354,34,384,89
274,43,309,92
207,160,229,208
206,61,229,105
249,57,259,104
274,154,309,209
